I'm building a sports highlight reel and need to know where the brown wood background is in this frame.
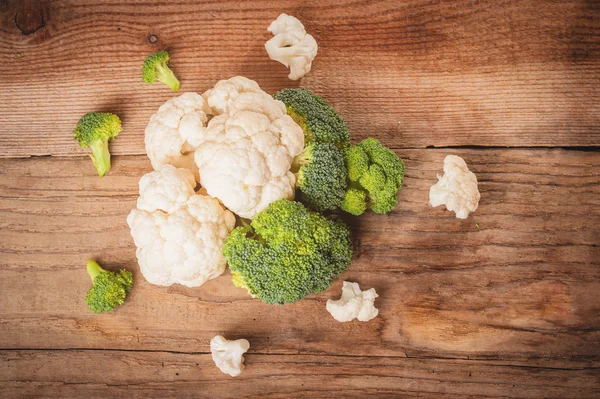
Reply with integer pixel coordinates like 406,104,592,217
1,0,599,398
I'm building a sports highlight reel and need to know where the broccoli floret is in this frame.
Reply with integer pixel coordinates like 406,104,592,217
273,88,350,150
292,142,347,211
85,260,133,314
341,138,405,215
142,50,180,91
223,199,353,305
74,112,122,177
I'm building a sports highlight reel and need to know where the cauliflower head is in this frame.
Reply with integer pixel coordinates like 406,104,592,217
202,76,266,115
265,13,318,80
127,165,236,287
195,86,304,219
210,335,250,377
429,155,480,219
145,92,212,181
326,281,379,322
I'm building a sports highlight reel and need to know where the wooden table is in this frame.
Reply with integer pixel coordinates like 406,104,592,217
1,1,599,397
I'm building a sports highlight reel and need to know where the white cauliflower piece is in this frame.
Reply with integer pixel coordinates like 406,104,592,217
202,76,266,115
145,92,212,181
195,84,304,219
210,335,250,377
265,13,318,80
326,281,379,322
429,155,480,219
127,165,236,287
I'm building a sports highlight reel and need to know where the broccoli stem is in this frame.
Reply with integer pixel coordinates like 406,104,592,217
88,139,111,177
86,260,105,282
156,64,181,91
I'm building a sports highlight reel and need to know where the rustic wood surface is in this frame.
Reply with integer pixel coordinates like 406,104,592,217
1,0,599,398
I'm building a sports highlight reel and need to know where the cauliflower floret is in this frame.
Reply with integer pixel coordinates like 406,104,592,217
202,76,266,115
195,83,304,219
265,14,318,80
210,335,250,377
326,281,379,322
429,155,480,219
145,92,212,181
127,165,236,287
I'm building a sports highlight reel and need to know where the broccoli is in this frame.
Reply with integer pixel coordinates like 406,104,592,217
341,138,405,215
85,260,133,313
74,112,122,177
142,50,181,91
273,88,350,150
292,142,347,211
223,199,353,305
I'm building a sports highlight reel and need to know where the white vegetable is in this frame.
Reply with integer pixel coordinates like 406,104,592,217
145,92,212,181
429,155,480,219
210,335,250,377
326,281,379,322
265,13,318,80
202,76,266,115
127,165,236,287
195,79,304,219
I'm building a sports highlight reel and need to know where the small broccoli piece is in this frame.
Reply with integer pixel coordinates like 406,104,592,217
85,260,133,314
142,50,180,91
223,199,353,305
273,88,350,150
292,142,347,211
341,138,405,215
74,112,122,177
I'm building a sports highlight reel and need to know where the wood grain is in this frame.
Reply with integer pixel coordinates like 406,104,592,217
1,0,599,158
0,149,598,368
1,350,599,399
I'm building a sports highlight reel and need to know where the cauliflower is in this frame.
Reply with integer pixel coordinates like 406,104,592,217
429,155,480,219
265,14,318,80
195,81,304,219
210,335,250,377
127,165,236,287
145,92,212,181
326,281,379,322
202,76,266,115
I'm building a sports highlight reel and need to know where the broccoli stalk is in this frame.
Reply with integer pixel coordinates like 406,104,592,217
74,112,122,177
223,199,353,305
142,50,180,91
85,260,133,314
341,138,405,216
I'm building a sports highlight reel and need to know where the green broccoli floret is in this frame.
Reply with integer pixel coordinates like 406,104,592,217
223,199,353,305
341,138,405,215
142,50,180,91
292,142,348,211
74,112,122,177
273,88,350,150
85,260,133,314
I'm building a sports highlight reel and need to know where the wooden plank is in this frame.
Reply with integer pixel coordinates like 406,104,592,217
1,0,599,158
1,350,599,399
0,149,598,366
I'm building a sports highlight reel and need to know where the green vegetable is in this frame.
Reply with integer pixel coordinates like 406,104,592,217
292,142,347,211
223,199,353,305
273,88,350,150
74,112,122,177
342,138,405,215
85,260,133,313
142,50,180,91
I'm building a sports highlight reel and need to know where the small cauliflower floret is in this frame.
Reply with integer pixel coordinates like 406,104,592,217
326,281,379,322
429,155,480,219
145,92,212,181
127,165,236,287
265,13,318,80
195,85,304,219
210,335,250,377
202,76,266,115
